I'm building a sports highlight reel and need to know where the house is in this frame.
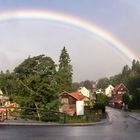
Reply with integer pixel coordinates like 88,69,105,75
0,89,3,97
112,83,129,95
110,83,129,107
78,87,90,98
59,91,92,116
0,89,9,106
71,92,91,107
70,92,85,101
95,88,104,94
105,85,114,97
59,91,85,116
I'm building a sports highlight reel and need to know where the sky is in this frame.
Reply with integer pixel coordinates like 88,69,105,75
0,0,140,82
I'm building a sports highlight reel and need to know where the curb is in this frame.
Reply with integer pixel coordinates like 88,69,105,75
0,114,111,126
0,121,107,126
0,120,108,126
128,114,140,121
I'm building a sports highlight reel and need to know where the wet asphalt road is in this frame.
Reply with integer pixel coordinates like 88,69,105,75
0,107,140,140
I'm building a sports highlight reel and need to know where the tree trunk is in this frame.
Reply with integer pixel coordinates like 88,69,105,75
125,104,128,111
4,87,8,96
35,102,41,121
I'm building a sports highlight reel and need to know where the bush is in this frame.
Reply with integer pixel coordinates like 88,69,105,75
65,115,88,123
21,109,38,120
94,103,106,113
41,112,60,122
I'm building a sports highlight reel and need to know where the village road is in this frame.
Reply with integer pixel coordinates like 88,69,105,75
0,107,140,140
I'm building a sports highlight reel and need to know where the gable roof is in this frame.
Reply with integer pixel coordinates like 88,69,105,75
112,83,128,93
59,91,85,101
78,87,90,97
70,92,85,100
59,91,70,96
106,85,114,90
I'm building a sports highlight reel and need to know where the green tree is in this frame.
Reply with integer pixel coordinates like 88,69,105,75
83,80,93,90
131,88,140,109
132,59,140,74
96,78,110,89
57,46,73,92
0,71,17,97
121,65,130,85
72,82,80,91
122,65,130,75
127,75,140,93
122,93,130,110
14,55,59,120
124,63,140,109
109,74,122,86
95,93,108,113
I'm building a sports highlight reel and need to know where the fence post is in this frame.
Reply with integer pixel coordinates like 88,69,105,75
5,108,8,120
64,113,66,123
0,112,4,122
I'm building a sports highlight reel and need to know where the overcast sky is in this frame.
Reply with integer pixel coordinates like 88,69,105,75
0,0,140,82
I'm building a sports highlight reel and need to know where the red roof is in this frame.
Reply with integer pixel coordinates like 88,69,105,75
70,92,85,100
0,108,5,113
112,83,128,93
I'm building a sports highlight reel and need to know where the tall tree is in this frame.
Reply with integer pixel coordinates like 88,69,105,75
96,77,110,89
127,75,140,109
109,74,122,86
132,59,140,74
83,80,93,90
14,55,59,120
121,65,130,85
57,46,73,92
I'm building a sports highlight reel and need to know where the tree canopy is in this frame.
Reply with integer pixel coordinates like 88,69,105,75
96,78,110,89
14,55,59,111
83,80,93,90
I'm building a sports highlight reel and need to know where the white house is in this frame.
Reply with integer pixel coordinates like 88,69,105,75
78,87,90,98
95,89,104,94
105,85,114,97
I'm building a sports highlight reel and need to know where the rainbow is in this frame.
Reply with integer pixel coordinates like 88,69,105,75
0,9,139,62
